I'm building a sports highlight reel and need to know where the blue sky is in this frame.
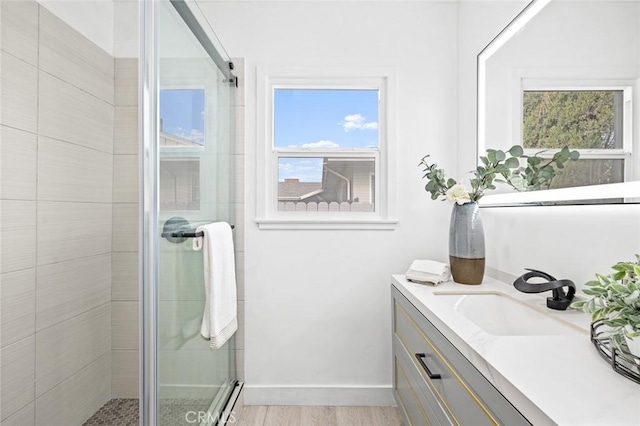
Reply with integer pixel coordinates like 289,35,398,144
160,89,205,144
274,89,379,149
275,89,379,181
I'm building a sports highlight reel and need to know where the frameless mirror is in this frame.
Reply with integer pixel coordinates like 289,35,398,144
478,0,640,206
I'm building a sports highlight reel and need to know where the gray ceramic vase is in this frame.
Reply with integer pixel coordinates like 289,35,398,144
449,202,485,284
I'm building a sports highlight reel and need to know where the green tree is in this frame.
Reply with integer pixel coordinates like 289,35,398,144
522,91,622,188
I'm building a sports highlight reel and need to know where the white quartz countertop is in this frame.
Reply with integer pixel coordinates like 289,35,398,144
392,275,640,426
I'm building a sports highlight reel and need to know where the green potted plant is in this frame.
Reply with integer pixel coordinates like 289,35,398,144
571,256,640,357
419,145,580,202
419,145,579,285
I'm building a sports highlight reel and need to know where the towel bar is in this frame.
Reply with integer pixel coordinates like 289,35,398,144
162,216,234,243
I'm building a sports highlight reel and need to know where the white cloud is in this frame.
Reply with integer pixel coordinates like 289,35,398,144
288,140,339,149
172,126,204,144
340,114,378,132
278,158,324,182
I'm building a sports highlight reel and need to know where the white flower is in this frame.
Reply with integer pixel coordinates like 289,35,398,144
446,184,471,205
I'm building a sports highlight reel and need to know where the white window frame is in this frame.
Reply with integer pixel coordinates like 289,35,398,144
517,79,633,183
256,67,398,230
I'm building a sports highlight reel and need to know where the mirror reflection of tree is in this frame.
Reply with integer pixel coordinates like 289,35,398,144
522,91,624,188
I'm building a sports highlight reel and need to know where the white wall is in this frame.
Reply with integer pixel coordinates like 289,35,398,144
34,0,139,58
37,0,114,54
199,0,458,405
458,2,640,291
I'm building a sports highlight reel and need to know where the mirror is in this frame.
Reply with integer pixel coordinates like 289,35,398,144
478,0,640,206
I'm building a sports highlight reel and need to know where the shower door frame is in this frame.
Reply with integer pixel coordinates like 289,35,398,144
140,0,159,424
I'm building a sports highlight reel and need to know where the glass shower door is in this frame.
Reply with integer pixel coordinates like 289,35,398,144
155,1,236,424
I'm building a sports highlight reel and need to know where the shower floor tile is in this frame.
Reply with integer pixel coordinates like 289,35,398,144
83,398,139,426
84,398,214,425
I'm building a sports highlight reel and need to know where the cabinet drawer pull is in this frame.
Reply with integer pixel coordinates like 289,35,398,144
415,353,441,379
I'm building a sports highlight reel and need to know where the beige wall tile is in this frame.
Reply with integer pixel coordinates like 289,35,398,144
35,354,110,426
158,248,205,302
37,201,112,266
111,350,139,398
236,301,244,350
158,347,228,387
38,137,113,203
231,60,245,108
112,252,138,301
236,349,244,381
1,51,38,133
235,251,244,301
115,58,138,106
233,106,245,155
35,304,110,397
1,126,37,201
158,301,204,350
112,301,139,350
0,402,34,426
0,336,35,421
38,71,114,153
112,203,138,252
39,7,114,104
233,154,245,203
1,269,35,348
232,203,244,252
36,254,111,330
0,0,38,66
1,200,36,273
113,154,139,203
114,106,139,154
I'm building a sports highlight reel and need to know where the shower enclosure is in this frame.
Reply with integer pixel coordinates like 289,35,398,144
0,0,239,424
142,1,239,424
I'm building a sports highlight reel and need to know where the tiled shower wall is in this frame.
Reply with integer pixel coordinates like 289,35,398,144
111,57,140,398
1,2,113,425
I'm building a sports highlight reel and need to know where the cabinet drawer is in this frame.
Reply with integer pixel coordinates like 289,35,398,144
394,335,451,426
393,287,530,426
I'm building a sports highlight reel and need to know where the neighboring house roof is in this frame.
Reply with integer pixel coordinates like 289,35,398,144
278,179,323,201
160,131,203,147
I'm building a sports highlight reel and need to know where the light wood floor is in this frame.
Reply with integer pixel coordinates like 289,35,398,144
233,406,402,426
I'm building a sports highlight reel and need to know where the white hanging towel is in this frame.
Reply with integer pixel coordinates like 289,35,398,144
192,222,237,349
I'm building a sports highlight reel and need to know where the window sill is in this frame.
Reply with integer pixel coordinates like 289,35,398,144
255,218,399,230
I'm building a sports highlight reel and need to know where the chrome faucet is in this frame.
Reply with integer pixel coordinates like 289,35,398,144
513,269,576,310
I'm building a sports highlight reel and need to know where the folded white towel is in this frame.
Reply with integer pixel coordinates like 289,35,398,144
406,259,451,285
192,222,238,349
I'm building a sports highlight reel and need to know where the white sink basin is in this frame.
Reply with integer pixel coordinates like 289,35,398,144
433,291,584,336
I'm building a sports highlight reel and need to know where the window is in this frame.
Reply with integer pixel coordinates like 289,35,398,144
160,89,205,145
159,89,206,211
256,69,397,229
521,87,632,189
160,158,200,210
275,89,378,212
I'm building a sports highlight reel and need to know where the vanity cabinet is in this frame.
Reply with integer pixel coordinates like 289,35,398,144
392,286,530,426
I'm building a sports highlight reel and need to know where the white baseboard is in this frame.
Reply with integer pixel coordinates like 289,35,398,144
243,386,395,406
